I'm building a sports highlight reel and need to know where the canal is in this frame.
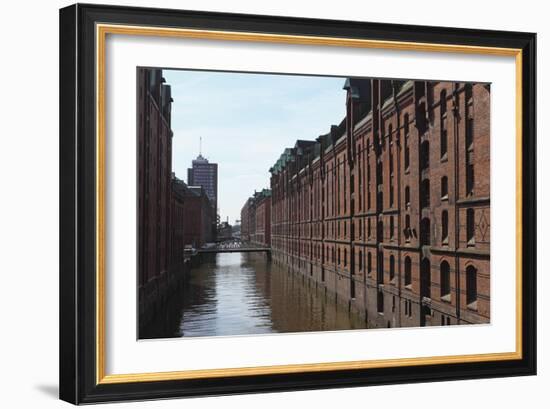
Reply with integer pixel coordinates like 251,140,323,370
144,252,368,338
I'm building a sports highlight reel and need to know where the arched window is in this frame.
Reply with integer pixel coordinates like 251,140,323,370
440,261,451,298
338,248,341,265
441,176,448,199
405,214,411,241
442,210,449,244
390,216,394,240
377,219,384,242
466,265,478,305
420,141,430,170
359,250,363,271
405,186,410,207
467,208,475,245
404,256,412,286
389,255,395,282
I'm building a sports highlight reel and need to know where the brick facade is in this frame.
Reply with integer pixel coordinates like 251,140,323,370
137,68,174,288
268,79,490,328
241,189,272,248
181,184,215,247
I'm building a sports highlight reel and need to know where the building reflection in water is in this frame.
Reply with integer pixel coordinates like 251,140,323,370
142,252,367,339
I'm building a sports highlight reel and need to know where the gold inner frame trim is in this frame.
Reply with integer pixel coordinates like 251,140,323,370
95,23,523,385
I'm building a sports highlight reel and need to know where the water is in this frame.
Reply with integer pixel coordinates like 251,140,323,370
146,252,368,338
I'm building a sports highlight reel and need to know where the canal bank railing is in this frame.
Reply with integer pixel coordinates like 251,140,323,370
197,245,272,260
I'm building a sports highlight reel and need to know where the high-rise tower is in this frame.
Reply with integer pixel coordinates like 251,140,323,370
187,144,218,219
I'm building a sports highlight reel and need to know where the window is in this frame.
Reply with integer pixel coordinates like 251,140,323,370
442,210,449,244
389,124,394,175
404,113,410,170
420,141,430,170
367,252,372,275
466,116,474,151
377,251,384,284
420,217,431,246
377,291,384,313
466,265,478,306
467,208,475,246
441,176,448,199
390,216,394,240
440,89,448,158
404,256,412,286
420,258,431,300
377,220,384,242
344,248,347,267
421,179,430,208
405,214,411,241
389,255,395,282
338,248,341,265
467,163,474,196
440,261,451,299
376,161,383,185
359,250,363,271
405,186,410,208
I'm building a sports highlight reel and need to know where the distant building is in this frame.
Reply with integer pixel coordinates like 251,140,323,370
217,221,233,241
182,184,215,248
240,189,271,248
253,190,271,247
240,197,255,243
171,175,186,270
187,154,218,218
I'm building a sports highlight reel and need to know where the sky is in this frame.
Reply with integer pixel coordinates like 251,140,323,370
164,69,347,225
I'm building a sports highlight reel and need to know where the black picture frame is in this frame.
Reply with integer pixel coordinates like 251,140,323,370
59,3,536,404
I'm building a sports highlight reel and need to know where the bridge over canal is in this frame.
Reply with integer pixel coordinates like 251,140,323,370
198,242,272,260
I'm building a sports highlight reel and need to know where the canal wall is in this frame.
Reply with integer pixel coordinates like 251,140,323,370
138,259,189,338
271,249,424,329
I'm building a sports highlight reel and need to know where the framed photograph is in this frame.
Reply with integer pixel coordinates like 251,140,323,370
59,3,536,404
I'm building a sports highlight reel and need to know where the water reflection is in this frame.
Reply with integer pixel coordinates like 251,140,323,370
146,252,367,338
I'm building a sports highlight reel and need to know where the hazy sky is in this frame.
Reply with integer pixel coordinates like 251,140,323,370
164,69,347,225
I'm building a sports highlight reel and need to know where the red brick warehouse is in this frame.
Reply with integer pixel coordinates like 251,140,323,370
254,78,490,328
137,68,216,337
241,189,272,248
